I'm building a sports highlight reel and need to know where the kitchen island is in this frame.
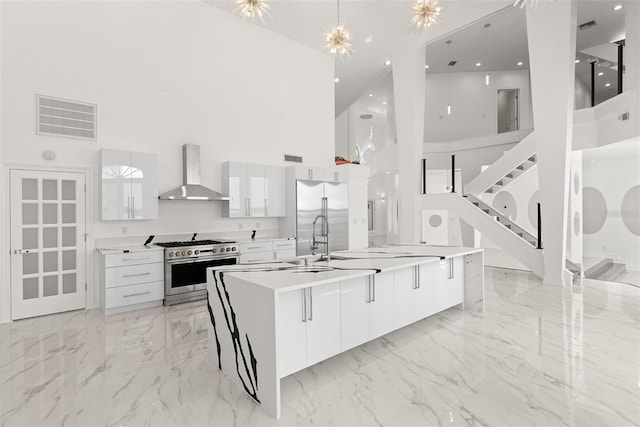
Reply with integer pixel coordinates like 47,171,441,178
206,245,484,419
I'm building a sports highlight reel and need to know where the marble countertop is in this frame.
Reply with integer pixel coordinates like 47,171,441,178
237,237,296,244
211,245,481,293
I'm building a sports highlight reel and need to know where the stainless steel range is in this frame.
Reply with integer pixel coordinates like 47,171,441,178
156,239,239,305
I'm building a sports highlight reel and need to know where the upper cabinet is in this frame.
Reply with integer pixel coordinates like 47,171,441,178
100,149,158,220
290,165,347,183
222,161,286,218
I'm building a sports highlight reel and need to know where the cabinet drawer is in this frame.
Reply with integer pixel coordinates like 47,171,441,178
240,241,274,253
105,281,164,308
273,240,296,250
240,251,274,264
274,249,296,260
104,251,163,267
105,262,164,288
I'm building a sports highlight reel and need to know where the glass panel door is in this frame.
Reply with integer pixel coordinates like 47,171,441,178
10,170,86,320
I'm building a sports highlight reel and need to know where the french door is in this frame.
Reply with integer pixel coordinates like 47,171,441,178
10,169,86,320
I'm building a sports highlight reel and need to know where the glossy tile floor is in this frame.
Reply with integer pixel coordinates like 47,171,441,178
1,267,639,426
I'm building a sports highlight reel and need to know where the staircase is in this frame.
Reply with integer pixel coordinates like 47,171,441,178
585,258,627,282
424,130,582,280
465,131,537,195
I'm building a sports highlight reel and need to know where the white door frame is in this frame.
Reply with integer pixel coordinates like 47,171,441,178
1,162,94,323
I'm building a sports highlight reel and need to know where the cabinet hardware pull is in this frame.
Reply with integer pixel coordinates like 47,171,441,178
127,197,131,219
131,196,135,219
372,275,376,302
308,287,313,321
308,169,312,180
122,272,151,278
417,266,421,289
247,246,264,250
265,198,268,216
302,288,307,322
123,291,150,298
366,276,371,303
123,257,150,261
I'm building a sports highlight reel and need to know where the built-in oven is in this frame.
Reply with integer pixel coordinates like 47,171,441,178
157,240,239,305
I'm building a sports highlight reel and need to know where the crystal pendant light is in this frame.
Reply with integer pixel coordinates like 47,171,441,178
355,114,375,164
234,0,271,23
326,0,352,57
411,0,441,32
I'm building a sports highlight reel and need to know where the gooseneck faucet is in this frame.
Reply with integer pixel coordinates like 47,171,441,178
310,214,330,261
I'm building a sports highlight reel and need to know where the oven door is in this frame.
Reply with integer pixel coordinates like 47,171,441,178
165,256,237,296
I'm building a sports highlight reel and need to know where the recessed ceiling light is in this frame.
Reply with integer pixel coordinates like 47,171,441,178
369,93,373,97
517,61,523,66
589,160,596,163
384,60,391,66
382,101,387,105
334,77,340,83
475,62,481,67
598,72,604,76
575,59,580,63
605,83,611,87
425,65,429,69
613,4,622,11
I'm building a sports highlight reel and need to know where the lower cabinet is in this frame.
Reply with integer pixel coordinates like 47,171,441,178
437,257,464,309
278,281,341,378
369,271,395,339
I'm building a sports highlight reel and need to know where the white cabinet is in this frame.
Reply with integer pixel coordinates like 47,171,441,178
291,166,327,182
100,149,158,220
99,248,164,315
278,281,341,378
393,267,417,329
239,240,274,264
239,239,296,264
368,271,395,339
394,262,446,328
222,162,286,217
340,276,370,351
273,239,296,260
437,257,464,309
265,165,286,217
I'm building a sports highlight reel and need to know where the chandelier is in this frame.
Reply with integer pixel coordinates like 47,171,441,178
326,0,352,57
234,0,271,23
411,0,441,32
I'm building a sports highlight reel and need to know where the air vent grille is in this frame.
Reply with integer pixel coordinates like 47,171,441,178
37,95,96,140
284,154,303,163
578,20,597,31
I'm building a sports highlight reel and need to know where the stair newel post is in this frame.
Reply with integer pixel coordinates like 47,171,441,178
451,154,456,193
421,158,427,195
537,202,543,249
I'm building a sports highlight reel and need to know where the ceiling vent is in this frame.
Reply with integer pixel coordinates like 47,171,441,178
37,95,96,140
448,60,457,67
578,20,597,31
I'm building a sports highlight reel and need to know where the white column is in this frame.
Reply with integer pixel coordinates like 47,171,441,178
624,0,640,93
526,0,577,285
392,37,426,243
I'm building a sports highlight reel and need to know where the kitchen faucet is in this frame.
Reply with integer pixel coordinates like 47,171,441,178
310,214,330,261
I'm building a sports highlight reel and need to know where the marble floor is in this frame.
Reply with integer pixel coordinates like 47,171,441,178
1,267,639,426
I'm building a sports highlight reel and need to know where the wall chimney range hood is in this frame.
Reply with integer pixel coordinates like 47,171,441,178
159,144,230,201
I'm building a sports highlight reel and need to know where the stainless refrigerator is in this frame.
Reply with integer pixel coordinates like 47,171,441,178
296,180,349,256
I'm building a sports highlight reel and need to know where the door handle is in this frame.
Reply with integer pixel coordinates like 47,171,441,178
13,249,31,254
122,272,151,278
308,287,313,321
123,291,150,298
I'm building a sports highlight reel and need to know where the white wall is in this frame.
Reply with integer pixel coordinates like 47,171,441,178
424,69,533,142
0,0,334,322
582,140,640,269
575,77,592,110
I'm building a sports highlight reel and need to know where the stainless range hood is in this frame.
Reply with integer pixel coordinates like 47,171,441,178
159,144,230,201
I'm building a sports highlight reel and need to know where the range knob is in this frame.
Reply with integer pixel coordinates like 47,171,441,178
194,249,200,255
226,247,231,252
168,252,174,257
181,251,187,256
231,246,237,251
187,250,193,255
212,248,217,253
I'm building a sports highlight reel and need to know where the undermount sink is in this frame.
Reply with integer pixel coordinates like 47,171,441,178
289,264,334,273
